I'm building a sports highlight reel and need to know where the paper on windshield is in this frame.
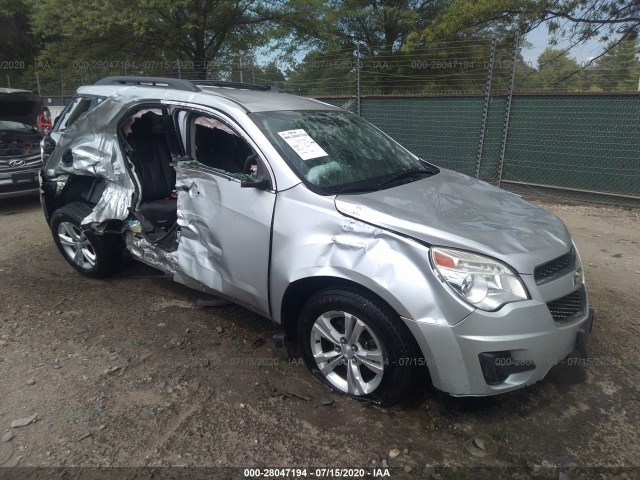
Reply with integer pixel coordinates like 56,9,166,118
278,129,328,160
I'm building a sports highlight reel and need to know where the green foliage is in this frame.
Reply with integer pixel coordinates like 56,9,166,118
424,0,640,46
31,0,275,78
523,48,583,91
588,35,640,92
1,0,639,96
0,0,38,62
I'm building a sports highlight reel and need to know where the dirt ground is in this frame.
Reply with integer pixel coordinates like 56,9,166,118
0,194,638,479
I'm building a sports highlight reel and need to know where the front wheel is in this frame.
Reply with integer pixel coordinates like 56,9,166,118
50,202,120,278
299,287,419,406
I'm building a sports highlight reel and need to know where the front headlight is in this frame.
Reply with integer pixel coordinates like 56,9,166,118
430,247,528,311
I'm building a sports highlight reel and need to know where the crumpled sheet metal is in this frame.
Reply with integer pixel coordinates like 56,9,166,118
126,232,176,274
84,181,134,226
45,92,139,224
172,165,273,315
269,184,472,325
334,168,571,274
44,88,203,225
174,169,225,292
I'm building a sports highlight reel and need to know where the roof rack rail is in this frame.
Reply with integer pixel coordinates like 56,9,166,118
94,76,200,92
190,80,283,93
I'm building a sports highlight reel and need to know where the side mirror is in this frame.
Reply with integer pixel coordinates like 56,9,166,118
241,157,272,190
241,177,271,189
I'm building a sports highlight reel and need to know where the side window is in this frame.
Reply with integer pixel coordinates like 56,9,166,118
55,95,104,132
191,115,256,179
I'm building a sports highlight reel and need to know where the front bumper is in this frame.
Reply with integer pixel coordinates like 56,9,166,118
0,152,41,198
402,296,594,396
0,167,40,198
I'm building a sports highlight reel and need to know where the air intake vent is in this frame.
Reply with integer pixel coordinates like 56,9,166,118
546,287,585,323
534,248,575,284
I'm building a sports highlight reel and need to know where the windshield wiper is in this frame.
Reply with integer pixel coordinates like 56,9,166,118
325,164,438,194
325,184,384,194
378,167,435,188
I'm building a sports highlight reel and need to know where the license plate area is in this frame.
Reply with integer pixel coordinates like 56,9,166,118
12,172,36,184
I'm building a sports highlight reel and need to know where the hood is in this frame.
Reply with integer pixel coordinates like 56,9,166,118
0,88,42,126
334,169,571,274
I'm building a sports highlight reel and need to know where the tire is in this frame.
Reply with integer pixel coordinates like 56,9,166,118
50,202,120,278
299,287,419,407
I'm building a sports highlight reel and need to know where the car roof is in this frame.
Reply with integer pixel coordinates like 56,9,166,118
80,77,340,113
196,86,338,112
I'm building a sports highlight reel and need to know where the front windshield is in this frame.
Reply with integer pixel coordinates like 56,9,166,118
250,110,437,193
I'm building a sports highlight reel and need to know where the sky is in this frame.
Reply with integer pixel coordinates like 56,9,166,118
522,24,608,67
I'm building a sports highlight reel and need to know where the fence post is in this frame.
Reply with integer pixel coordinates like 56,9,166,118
475,38,497,179
36,72,41,96
6,75,10,88
177,59,182,79
356,43,361,116
60,70,65,105
496,33,519,188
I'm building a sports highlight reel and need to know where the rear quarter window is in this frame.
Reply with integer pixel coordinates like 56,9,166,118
55,95,105,131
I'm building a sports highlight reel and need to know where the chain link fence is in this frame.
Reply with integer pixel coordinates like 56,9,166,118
6,37,639,206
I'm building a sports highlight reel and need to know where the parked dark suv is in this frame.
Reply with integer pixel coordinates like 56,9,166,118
0,88,43,198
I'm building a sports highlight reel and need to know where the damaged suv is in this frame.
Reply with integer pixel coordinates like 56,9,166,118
41,76,594,405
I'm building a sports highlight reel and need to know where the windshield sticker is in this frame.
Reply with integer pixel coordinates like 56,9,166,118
278,129,328,160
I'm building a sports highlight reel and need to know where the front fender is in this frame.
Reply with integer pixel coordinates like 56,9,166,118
269,184,472,326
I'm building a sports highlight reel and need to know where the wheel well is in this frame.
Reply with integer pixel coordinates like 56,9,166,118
60,175,105,207
43,174,105,220
280,276,431,390
280,276,399,340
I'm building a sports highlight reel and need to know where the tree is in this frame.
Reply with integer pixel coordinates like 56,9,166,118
278,1,477,95
278,0,450,55
0,0,40,88
412,0,640,92
588,34,639,92
524,48,583,91
32,0,278,79
285,50,357,96
0,0,38,63
425,0,640,45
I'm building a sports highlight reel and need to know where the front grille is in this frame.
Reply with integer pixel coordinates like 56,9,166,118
0,155,42,174
534,248,575,284
546,287,585,322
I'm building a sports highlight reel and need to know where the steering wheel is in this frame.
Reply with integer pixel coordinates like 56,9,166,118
243,153,259,175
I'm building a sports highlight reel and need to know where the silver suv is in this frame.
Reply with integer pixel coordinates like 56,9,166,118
41,76,594,406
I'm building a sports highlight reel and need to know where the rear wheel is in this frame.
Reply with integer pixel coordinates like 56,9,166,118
299,287,419,406
50,202,120,278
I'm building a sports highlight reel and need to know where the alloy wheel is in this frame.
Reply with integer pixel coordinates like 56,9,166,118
310,310,386,395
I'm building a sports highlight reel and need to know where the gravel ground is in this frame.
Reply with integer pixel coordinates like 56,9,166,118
0,194,638,479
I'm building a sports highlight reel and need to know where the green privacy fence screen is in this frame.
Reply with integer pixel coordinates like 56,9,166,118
320,94,640,206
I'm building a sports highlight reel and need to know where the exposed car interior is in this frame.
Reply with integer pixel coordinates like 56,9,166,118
121,109,178,246
120,110,259,248
192,115,255,177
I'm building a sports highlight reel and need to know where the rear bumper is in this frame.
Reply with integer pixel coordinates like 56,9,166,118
402,298,594,396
